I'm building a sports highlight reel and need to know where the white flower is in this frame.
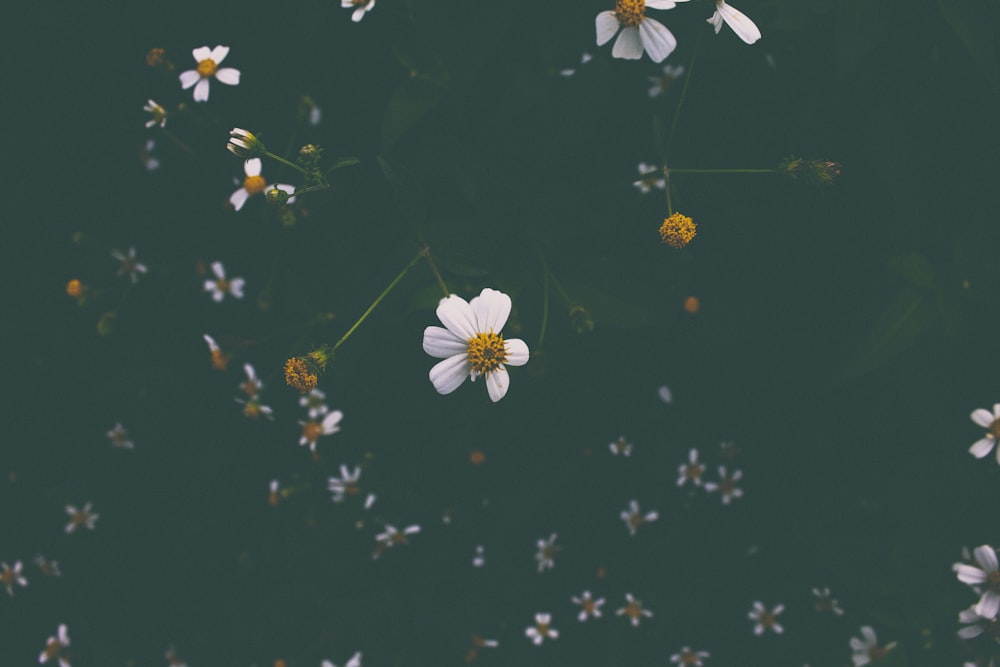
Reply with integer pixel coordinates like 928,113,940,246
849,625,897,666
229,158,296,212
648,65,685,98
970,404,1000,462
525,612,558,644
812,586,844,615
106,422,134,449
299,410,344,452
299,388,330,419
621,499,659,536
633,162,666,194
677,448,705,486
670,647,710,665
34,555,61,577
422,288,530,402
959,603,998,639
342,0,375,22
178,45,240,102
140,139,159,171
706,1,761,45
236,395,274,421
748,601,784,634
472,545,486,567
64,502,98,533
535,533,560,572
704,466,743,504
616,592,653,626
571,590,606,621
955,544,1000,618
143,99,167,128
203,333,229,370
38,624,71,667
111,247,148,284
203,261,245,302
609,435,633,456
596,0,689,63
321,652,362,667
373,524,420,558
328,464,376,508
0,561,27,596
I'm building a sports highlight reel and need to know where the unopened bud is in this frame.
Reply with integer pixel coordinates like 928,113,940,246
227,128,266,158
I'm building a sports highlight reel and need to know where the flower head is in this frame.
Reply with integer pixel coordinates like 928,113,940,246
0,561,27,596
620,499,659,536
660,212,697,248
670,647,710,666
285,356,319,393
535,533,560,572
422,288,530,402
328,464,376,508
203,334,229,370
342,0,375,22
229,158,295,212
634,162,666,194
812,586,845,615
64,502,98,533
571,590,606,621
748,601,784,634
143,99,167,128
707,1,761,44
372,524,420,559
106,422,134,449
849,626,897,666
226,128,266,158
610,435,633,456
955,544,1000,618
969,404,1000,463
596,0,689,63
111,247,148,284
298,410,344,452
677,448,706,486
203,261,245,302
704,466,743,504
38,624,70,667
299,388,329,419
178,45,240,102
616,592,653,626
525,612,558,645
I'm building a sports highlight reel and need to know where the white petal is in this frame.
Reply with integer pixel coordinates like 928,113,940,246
244,158,262,177
178,70,200,89
209,45,230,63
648,0,687,7
718,2,761,44
969,436,995,458
352,7,366,21
436,294,478,339
707,10,724,33
429,355,471,395
211,261,225,279
955,563,988,584
958,624,984,639
470,288,511,333
977,591,1000,619
612,28,643,60
229,278,245,299
322,410,343,434
504,338,530,366
423,326,467,358
193,78,210,102
215,67,241,85
972,408,996,427
486,367,510,402
230,188,249,211
192,46,212,62
638,18,677,63
595,11,621,46
974,544,999,572
860,626,876,644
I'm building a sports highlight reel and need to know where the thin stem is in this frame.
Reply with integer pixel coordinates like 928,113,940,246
420,243,450,297
664,32,702,162
538,261,550,349
265,150,308,176
668,168,775,174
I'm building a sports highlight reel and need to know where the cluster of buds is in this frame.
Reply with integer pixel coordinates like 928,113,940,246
778,156,842,185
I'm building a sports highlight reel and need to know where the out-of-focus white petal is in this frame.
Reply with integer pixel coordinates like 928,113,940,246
244,158,262,177
209,45,230,63
612,27,643,60
595,11,620,46
322,410,343,434
229,278,245,299
974,544,999,572
193,78,210,102
969,436,995,458
707,9,724,33
977,591,1000,619
429,355,470,395
192,46,212,62
436,294,478,339
229,188,249,211
504,338,530,366
215,67,240,85
210,261,225,279
718,2,761,44
639,18,677,63
955,563,988,584
470,288,511,333
972,408,996,428
486,367,510,402
178,70,200,89
423,326,466,358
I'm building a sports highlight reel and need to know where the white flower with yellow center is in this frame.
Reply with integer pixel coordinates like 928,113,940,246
342,0,375,22
596,0,689,63
178,45,241,103
707,0,761,45
229,158,295,211
422,288,530,402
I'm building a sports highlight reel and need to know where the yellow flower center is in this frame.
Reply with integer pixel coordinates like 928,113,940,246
197,58,218,77
302,421,322,443
466,332,507,375
659,212,697,249
989,418,1000,440
285,357,318,393
614,0,645,27
244,175,266,195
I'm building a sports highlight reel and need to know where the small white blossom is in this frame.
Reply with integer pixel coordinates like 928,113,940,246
229,158,296,212
143,99,167,128
64,502,98,533
203,261,245,302
0,561,27,596
178,45,240,102
620,500,659,536
38,624,71,667
571,590,606,621
535,533,560,573
299,388,330,419
596,0,690,63
34,555,61,577
342,0,375,22
525,612,558,645
106,422,134,449
677,448,706,486
748,601,784,634
299,410,344,452
849,626,896,666
111,247,148,284
609,436,633,456
373,524,420,559
811,586,844,615
633,162,666,194
328,465,376,508
955,544,1000,618
970,404,1000,462
670,647,710,665
616,593,653,626
705,466,743,504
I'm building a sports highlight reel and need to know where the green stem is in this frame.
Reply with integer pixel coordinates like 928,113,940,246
668,168,775,174
538,261,550,349
664,32,702,162
265,150,308,176
420,243,450,297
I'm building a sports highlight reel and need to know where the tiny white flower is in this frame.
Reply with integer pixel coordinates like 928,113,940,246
203,333,229,370
648,65,685,98
178,45,240,102
657,384,674,403
849,625,896,666
143,99,167,128
203,261,245,302
670,647,710,665
535,533,560,573
955,544,1000,618
525,612,558,644
229,158,296,212
328,464,376,508
969,404,1000,462
106,422,134,449
342,0,375,22
596,0,689,63
0,561,27,596
64,502,98,534
620,499,659,536
235,395,274,421
299,410,344,452
571,590,606,621
38,624,71,667
633,162,666,194
140,139,159,171
111,247,148,284
704,466,743,504
373,524,420,558
748,601,784,634
677,448,705,486
472,544,486,567
811,586,844,615
422,288,530,402
706,0,761,45
34,555,61,577
616,592,653,626
300,388,330,419
609,436,633,456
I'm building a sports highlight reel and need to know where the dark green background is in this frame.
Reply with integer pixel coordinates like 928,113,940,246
4,0,1000,665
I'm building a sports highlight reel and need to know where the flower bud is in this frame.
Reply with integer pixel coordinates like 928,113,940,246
659,212,697,249
266,187,291,206
227,128,266,158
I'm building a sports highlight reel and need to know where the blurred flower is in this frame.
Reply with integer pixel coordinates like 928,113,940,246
748,601,784,634
236,395,273,420
178,45,240,102
707,0,761,44
65,279,86,301
165,646,188,667
648,64,685,97
959,603,999,639
422,288,530,402
595,0,688,62
226,128,265,158
268,480,282,507
677,448,706,486
955,544,1000,618
328,464,376,508
229,158,296,212
849,626,896,666
64,502,98,533
472,545,486,567
705,466,743,504
812,587,844,615
299,388,330,419
616,593,653,626
571,590,606,621
140,138,160,171
321,652,362,667
106,422,134,450
297,96,321,126
658,385,673,403
143,99,167,128
670,647,710,665
38,624,70,667
535,533,560,572
465,635,498,663
299,410,343,452
633,162,666,194
559,52,593,77
203,334,230,370
778,156,842,185
111,247,148,284
145,48,165,67
620,500,659,536
525,612,558,645
969,404,1000,463
203,261,245,302
609,436,633,456
34,555,61,577
0,561,27,596
342,0,375,22
373,524,420,559
238,364,262,397
660,212,697,248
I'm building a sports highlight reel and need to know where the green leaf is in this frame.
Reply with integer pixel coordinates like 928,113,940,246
326,156,360,173
841,289,935,379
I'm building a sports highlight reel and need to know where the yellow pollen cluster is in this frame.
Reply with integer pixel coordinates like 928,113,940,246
196,58,218,77
66,279,84,298
659,212,697,249
302,421,322,442
285,357,318,393
614,0,646,27
244,174,267,195
146,48,165,67
466,332,507,375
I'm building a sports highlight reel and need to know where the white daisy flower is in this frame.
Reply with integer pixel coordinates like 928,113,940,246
571,590,606,621
620,499,659,536
955,544,1000,618
704,465,743,504
111,247,148,284
64,502,99,533
748,601,784,634
616,592,653,626
38,624,71,667
229,158,296,212
849,625,896,666
969,404,1000,462
0,561,27,596
535,533,560,572
670,647,710,665
106,422,134,449
706,1,761,45
342,0,375,22
299,410,344,452
633,162,666,194
596,0,689,63
203,261,245,302
958,603,998,639
299,388,330,419
143,99,167,128
422,288,530,402
525,612,558,645
178,45,241,102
